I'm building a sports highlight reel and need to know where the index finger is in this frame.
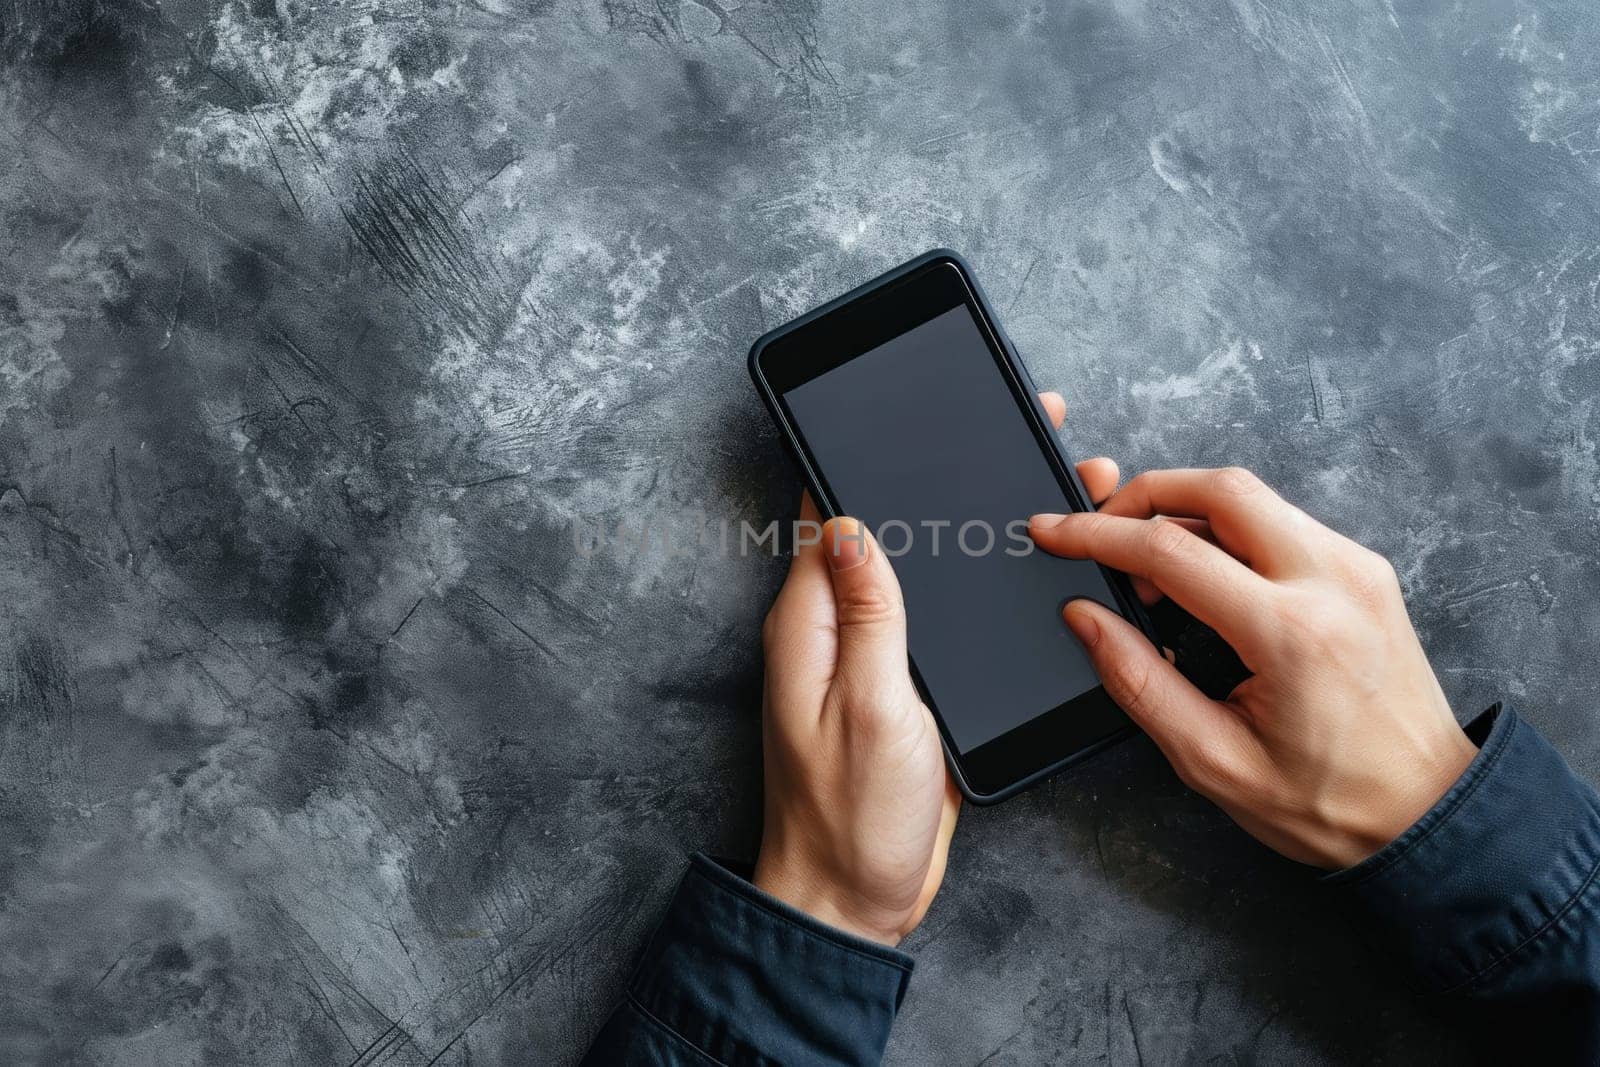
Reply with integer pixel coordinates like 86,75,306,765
1029,511,1280,664
1097,467,1324,577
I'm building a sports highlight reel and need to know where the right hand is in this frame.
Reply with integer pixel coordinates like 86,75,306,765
1029,467,1478,870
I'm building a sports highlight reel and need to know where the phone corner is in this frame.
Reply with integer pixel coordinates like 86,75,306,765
944,754,1009,806
746,331,773,386
915,246,973,274
954,727,1139,806
920,245,966,262
956,782,1010,807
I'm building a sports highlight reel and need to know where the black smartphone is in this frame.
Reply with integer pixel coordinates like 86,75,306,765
748,249,1156,804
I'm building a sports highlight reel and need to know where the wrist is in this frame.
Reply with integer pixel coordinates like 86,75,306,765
1393,724,1479,836
752,850,908,947
1338,725,1479,869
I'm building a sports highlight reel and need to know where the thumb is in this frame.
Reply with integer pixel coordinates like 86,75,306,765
1062,598,1251,791
822,518,912,702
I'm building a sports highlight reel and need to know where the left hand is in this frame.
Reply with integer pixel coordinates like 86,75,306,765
753,393,1121,944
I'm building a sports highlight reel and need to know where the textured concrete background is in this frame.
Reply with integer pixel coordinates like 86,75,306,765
2,0,1598,1062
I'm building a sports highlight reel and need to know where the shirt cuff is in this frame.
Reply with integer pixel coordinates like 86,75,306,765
626,853,914,1066
1324,703,1600,992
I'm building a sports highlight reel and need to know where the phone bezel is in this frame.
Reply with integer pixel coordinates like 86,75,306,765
748,249,1156,804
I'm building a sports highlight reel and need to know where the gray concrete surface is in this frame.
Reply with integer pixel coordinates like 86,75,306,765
2,0,1598,1062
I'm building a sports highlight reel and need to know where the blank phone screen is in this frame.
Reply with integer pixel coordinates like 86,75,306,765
782,304,1119,753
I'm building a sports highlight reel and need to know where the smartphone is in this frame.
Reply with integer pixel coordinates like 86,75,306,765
748,249,1156,804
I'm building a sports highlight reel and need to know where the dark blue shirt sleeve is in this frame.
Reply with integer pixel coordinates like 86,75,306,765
1326,704,1600,1057
582,853,913,1066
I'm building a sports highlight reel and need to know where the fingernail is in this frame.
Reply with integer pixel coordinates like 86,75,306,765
1062,600,1101,647
1030,513,1069,529
826,518,869,572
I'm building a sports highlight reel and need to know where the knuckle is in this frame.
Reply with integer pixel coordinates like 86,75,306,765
1179,738,1240,794
1076,511,1113,540
1213,466,1263,497
1175,739,1227,791
1359,547,1399,586
1335,546,1400,607
834,584,902,628
1105,655,1156,718
835,683,911,738
1145,518,1192,560
1056,511,1111,552
1124,469,1158,500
